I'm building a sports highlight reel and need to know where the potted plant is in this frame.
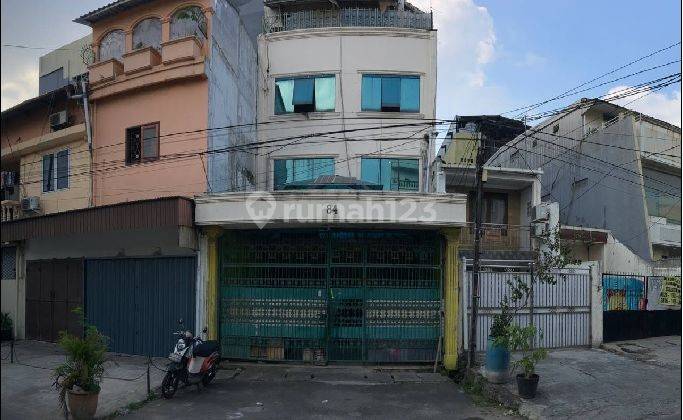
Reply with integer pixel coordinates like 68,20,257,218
53,308,108,420
485,306,512,383
507,324,547,399
1,313,13,342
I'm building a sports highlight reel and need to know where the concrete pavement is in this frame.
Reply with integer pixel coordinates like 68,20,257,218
487,336,682,419
1,340,167,419
125,365,515,419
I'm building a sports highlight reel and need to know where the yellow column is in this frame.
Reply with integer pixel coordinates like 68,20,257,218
205,227,223,341
442,228,461,370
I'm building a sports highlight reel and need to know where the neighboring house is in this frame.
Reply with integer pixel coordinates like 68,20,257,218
432,116,539,260
39,35,92,95
486,98,682,264
1,84,89,335
1,87,89,219
0,0,261,354
77,0,259,203
194,0,469,368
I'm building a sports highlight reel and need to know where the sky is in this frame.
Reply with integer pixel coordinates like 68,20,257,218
1,0,681,127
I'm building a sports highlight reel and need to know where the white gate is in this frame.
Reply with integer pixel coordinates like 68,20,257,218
462,263,592,351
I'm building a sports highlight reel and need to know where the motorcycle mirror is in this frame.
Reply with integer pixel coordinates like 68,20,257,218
202,326,208,333
178,318,183,325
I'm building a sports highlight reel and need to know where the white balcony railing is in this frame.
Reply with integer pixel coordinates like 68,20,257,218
649,216,681,246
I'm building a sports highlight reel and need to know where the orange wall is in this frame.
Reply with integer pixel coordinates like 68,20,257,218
91,0,213,58
92,78,209,205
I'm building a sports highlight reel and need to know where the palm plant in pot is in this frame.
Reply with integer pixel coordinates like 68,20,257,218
507,324,547,399
53,308,108,420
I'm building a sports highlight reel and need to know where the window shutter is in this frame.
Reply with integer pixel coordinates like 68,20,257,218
292,78,314,105
42,154,54,192
361,75,382,111
381,76,401,109
56,150,69,189
399,77,420,112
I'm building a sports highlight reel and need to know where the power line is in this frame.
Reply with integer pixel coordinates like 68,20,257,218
502,40,681,117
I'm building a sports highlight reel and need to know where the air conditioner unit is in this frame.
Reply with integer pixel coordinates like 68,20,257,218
49,110,68,130
532,204,550,223
21,196,40,213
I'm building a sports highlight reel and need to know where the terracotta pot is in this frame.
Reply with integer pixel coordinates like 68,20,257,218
67,389,99,420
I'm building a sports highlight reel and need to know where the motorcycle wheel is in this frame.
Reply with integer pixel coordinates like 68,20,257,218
161,371,179,399
202,363,217,386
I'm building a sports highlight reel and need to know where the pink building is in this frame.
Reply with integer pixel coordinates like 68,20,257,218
75,0,258,205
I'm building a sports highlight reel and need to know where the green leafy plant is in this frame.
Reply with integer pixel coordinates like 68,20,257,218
489,303,512,348
1,313,13,331
52,307,108,409
506,324,547,378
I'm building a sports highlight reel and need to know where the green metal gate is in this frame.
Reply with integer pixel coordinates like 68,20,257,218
219,230,442,363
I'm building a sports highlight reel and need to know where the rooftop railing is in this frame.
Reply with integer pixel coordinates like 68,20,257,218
263,8,433,33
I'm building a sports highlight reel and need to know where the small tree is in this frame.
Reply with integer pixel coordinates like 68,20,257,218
507,324,547,378
491,227,578,350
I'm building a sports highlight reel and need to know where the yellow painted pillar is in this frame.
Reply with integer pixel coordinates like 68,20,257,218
205,227,223,341
442,228,461,370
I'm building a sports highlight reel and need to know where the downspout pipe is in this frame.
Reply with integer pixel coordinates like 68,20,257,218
71,76,94,207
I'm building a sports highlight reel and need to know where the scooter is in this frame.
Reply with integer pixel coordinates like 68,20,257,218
161,319,220,399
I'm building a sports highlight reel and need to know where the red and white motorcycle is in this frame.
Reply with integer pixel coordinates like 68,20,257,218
161,319,220,399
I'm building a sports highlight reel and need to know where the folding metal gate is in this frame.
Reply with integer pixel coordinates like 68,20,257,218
219,230,442,363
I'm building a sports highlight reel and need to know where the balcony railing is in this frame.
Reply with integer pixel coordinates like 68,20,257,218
263,8,433,33
459,223,532,251
1,200,21,222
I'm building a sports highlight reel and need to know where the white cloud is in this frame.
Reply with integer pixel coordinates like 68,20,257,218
1,67,38,110
606,85,681,127
411,0,517,152
515,52,547,68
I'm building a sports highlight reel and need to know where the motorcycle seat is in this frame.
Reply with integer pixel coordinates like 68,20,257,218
194,340,219,357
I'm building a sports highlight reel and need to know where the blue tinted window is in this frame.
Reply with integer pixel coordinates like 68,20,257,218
361,75,420,112
361,75,381,111
361,158,419,191
42,154,54,192
275,75,335,114
274,158,335,189
56,150,69,190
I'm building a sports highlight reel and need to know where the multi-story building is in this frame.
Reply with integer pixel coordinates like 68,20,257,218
76,0,259,202
0,0,260,352
486,98,682,264
38,35,92,95
432,115,538,260
194,0,468,367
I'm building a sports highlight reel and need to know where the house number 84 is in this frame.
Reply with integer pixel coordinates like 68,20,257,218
326,204,338,215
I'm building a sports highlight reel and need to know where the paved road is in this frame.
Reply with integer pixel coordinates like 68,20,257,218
126,365,512,419
508,336,682,419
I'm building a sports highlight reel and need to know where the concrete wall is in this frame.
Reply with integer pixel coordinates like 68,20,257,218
39,35,92,94
255,27,437,191
91,78,209,205
23,228,195,261
1,96,85,148
489,103,681,262
206,0,257,192
20,137,90,214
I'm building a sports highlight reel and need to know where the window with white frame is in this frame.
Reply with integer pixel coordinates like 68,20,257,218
42,149,69,192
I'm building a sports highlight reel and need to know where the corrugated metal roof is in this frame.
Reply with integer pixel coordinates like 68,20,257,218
74,0,151,26
1,197,194,242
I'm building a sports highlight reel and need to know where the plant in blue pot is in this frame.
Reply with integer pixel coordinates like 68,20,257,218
485,304,512,383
